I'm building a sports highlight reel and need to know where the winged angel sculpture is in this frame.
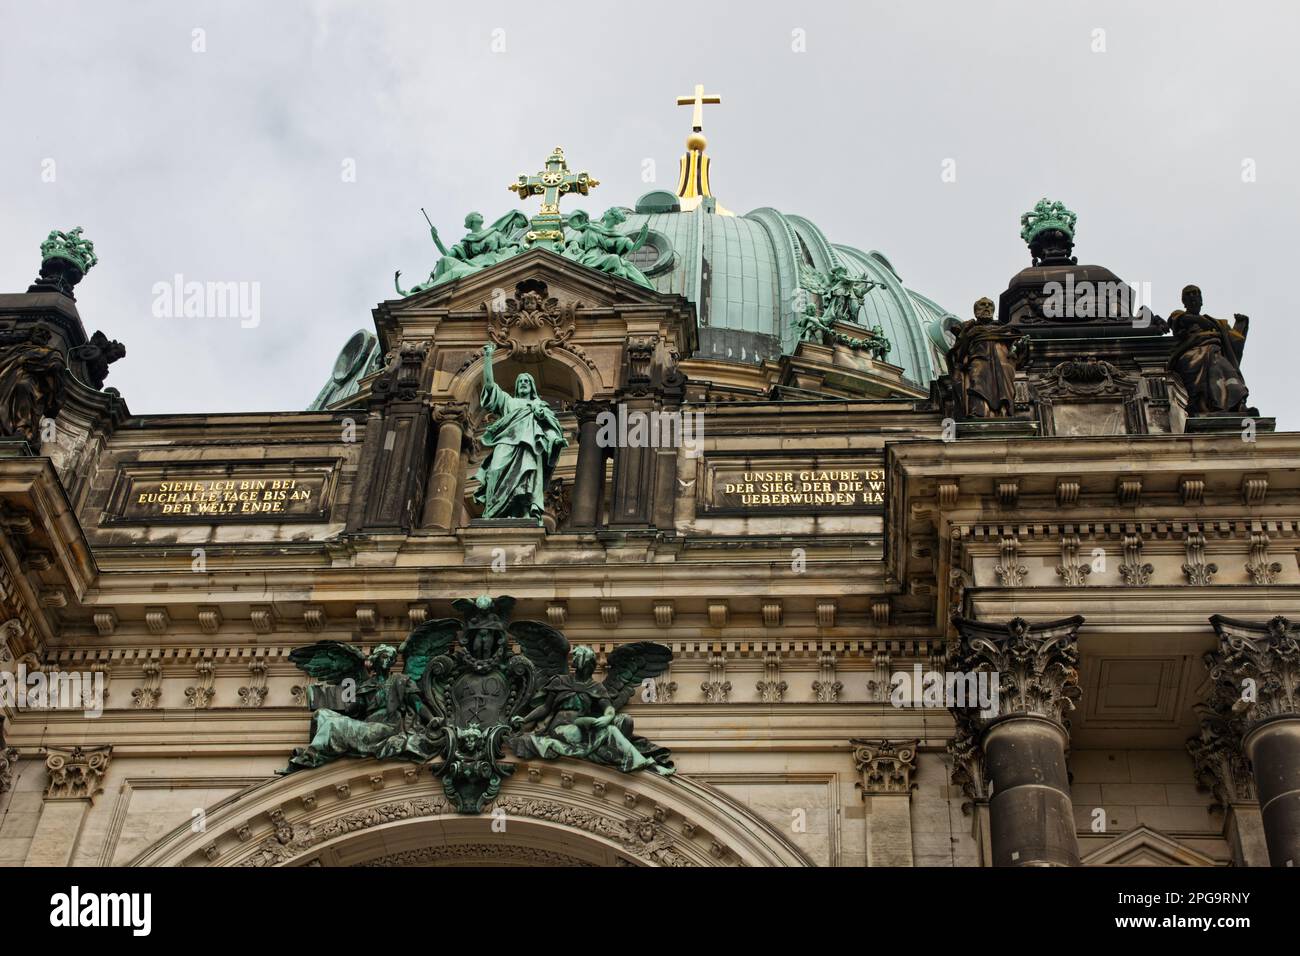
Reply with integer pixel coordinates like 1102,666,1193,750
796,263,891,359
284,595,675,812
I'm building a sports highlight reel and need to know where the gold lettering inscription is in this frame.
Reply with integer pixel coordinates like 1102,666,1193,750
121,475,326,521
716,467,885,511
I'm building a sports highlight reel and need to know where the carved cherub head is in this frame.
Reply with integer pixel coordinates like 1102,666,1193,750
571,645,597,680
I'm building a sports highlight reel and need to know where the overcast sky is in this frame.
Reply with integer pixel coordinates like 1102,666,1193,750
2,1,1296,426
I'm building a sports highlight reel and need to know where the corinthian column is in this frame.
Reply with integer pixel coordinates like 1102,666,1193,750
569,400,610,529
420,402,469,532
950,616,1084,866
1199,615,1300,867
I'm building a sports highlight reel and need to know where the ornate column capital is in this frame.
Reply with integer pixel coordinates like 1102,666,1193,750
1187,710,1256,809
1204,615,1300,731
0,746,18,794
573,399,612,426
42,744,111,801
950,615,1084,728
947,710,989,809
851,739,918,797
431,400,470,427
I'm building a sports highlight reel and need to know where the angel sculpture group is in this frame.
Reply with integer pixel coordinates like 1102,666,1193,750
393,207,655,298
795,263,892,360
283,595,674,813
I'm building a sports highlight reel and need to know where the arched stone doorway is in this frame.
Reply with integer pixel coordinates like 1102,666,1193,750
129,760,813,868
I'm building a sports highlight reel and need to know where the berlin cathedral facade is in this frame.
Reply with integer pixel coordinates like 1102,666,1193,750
0,90,1296,870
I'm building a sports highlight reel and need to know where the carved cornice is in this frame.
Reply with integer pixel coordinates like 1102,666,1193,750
43,744,111,801
851,738,918,796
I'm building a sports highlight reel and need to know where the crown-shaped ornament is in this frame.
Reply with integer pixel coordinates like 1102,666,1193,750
40,227,99,274
1019,199,1077,246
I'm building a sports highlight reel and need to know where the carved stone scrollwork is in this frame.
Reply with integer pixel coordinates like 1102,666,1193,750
0,746,19,794
1245,531,1283,585
482,279,595,370
851,739,918,796
43,744,111,801
1055,534,1090,587
701,652,730,704
1182,529,1218,586
756,652,786,703
994,536,1027,587
131,660,162,709
812,651,842,703
947,709,988,812
1118,533,1154,586
239,660,269,708
186,660,215,710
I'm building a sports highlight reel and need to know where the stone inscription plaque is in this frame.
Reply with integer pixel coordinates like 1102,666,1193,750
104,461,338,523
703,460,887,515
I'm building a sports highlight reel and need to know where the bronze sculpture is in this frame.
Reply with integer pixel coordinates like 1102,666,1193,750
1167,285,1252,416
946,297,1029,418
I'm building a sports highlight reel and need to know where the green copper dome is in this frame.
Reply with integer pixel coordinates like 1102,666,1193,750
623,196,955,386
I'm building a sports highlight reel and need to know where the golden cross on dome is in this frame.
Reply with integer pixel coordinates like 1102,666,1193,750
676,84,721,132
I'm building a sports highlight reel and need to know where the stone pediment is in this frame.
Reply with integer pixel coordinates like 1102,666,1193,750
371,247,697,405
1082,825,1219,866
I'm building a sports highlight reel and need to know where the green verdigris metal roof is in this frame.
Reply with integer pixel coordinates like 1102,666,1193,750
622,202,957,385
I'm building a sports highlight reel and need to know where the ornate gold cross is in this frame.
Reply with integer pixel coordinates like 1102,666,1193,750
508,146,598,216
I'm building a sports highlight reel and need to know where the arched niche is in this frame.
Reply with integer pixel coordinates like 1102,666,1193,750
128,759,812,868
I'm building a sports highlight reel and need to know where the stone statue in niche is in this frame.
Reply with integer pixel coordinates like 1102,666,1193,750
946,297,1029,418
473,343,568,521
1167,284,1253,416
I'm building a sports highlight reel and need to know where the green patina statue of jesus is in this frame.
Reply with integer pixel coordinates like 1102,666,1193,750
473,344,567,521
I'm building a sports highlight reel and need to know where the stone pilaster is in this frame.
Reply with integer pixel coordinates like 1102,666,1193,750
346,341,433,534
570,400,611,529
1195,615,1300,867
950,615,1084,866
24,744,111,866
852,738,918,867
420,401,469,531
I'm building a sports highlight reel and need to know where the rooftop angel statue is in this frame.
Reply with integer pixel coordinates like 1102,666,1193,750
510,621,675,776
799,263,881,326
